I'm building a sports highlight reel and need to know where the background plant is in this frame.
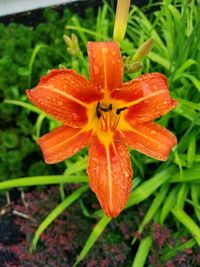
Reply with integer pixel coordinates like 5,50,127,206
0,0,200,266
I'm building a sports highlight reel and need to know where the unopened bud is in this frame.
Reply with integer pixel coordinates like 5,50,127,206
132,38,154,62
63,34,82,57
113,0,131,42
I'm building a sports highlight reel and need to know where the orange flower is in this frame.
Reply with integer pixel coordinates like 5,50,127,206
27,42,177,218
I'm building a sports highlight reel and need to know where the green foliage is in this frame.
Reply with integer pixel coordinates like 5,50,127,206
0,0,200,266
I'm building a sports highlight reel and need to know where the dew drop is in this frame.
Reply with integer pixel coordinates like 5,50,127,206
102,47,109,54
111,60,115,65
93,64,99,75
112,51,117,56
57,101,63,106
150,130,157,136
72,113,78,120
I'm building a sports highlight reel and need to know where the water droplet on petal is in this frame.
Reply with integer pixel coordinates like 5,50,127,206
72,113,78,120
150,130,157,136
102,47,108,54
57,101,63,106
111,60,115,64
112,51,117,56
93,65,99,75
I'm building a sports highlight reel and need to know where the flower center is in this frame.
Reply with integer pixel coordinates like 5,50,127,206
96,101,127,132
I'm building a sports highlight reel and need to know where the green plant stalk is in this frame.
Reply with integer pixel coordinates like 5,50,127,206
28,44,47,87
31,185,89,251
132,236,152,267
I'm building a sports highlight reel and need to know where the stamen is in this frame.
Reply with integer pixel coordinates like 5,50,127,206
116,106,128,115
100,107,110,112
96,102,101,119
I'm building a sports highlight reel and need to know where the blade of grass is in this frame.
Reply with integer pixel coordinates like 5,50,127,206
4,99,46,115
160,185,179,225
127,168,173,208
170,167,200,183
31,185,89,251
171,207,200,245
176,183,189,210
132,184,169,244
132,236,153,267
0,175,88,191
191,184,200,222
161,238,196,261
187,131,196,168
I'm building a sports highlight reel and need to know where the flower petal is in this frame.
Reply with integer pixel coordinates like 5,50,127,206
88,42,123,93
121,121,177,161
38,125,92,164
110,73,177,124
27,69,103,127
87,132,132,218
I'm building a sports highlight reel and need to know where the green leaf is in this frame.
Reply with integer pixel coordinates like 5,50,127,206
0,175,88,191
127,168,173,208
132,236,152,267
191,184,200,222
176,183,189,210
170,167,200,183
173,59,196,81
161,238,196,261
171,207,200,246
160,185,179,225
187,132,196,167
132,184,169,244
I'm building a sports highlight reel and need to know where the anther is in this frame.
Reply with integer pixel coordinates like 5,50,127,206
100,107,109,112
96,102,101,119
116,107,128,115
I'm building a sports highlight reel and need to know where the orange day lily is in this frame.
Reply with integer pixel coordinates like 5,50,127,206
26,41,177,218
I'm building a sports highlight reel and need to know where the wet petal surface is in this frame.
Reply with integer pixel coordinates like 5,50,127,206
121,121,177,161
110,73,177,124
38,125,92,164
27,69,103,127
88,42,123,93
87,132,132,218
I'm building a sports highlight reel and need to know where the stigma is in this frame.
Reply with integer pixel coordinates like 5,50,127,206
96,101,127,132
